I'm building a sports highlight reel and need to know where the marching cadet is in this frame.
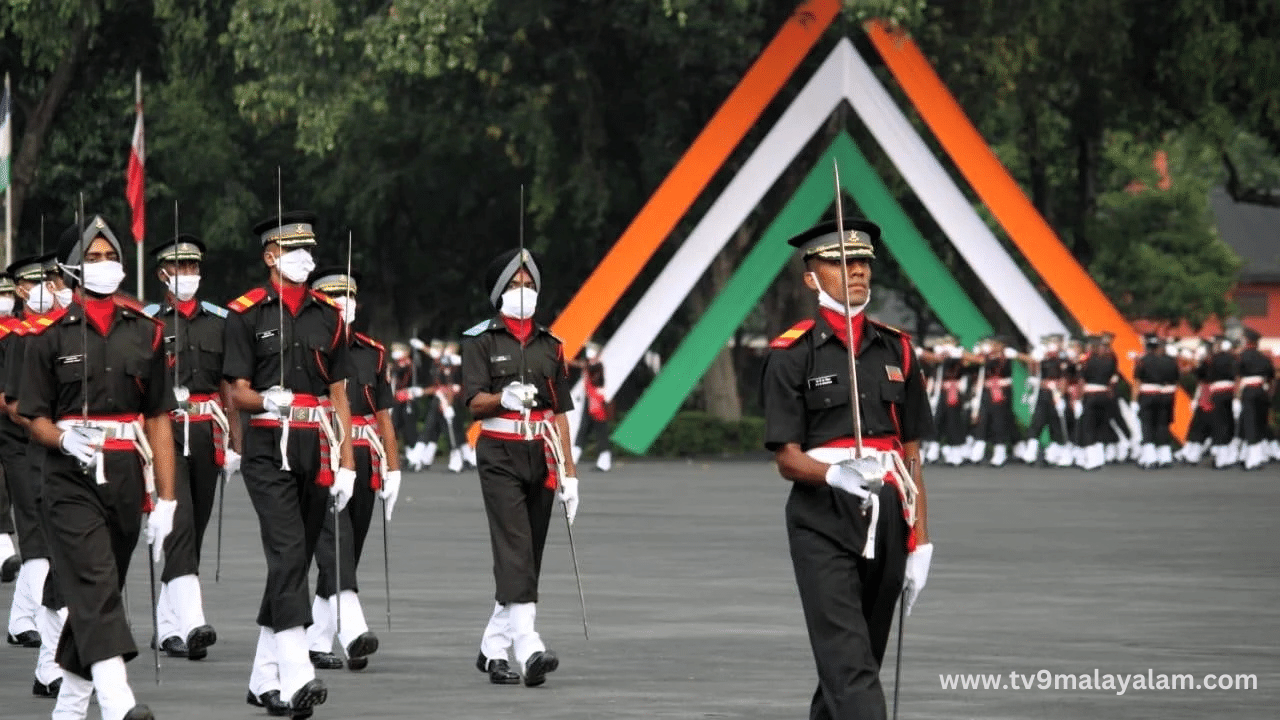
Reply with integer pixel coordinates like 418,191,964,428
1177,338,1214,465
462,248,578,687
1132,334,1179,468
8,252,73,698
969,336,1021,466
0,271,19,584
930,337,969,466
440,341,474,472
1204,336,1240,468
20,217,177,720
761,219,932,720
1021,334,1074,467
1076,334,1118,470
223,211,357,717
305,266,399,671
389,342,428,470
1236,328,1275,470
571,341,613,472
2,259,51,655
143,234,237,661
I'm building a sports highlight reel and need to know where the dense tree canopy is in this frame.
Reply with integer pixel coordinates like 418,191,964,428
2,0,1275,418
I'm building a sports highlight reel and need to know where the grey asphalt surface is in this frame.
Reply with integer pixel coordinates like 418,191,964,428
0,458,1276,719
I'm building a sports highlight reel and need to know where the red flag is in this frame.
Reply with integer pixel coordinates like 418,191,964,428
126,75,145,244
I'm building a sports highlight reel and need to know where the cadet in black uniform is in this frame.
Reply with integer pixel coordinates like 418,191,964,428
970,336,1020,466
143,235,235,661
1023,334,1074,467
1132,334,1179,468
571,342,613,472
761,219,933,720
223,211,356,717
462,248,578,687
2,258,51,653
1236,328,1275,470
0,271,19,582
20,217,176,720
931,338,969,466
1076,335,1118,470
1202,337,1239,468
306,267,398,671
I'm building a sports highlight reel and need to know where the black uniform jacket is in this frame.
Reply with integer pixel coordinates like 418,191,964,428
348,332,394,416
222,285,350,395
761,315,932,451
146,299,227,395
461,317,573,415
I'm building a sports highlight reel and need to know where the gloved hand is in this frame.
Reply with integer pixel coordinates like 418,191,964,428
380,470,401,521
147,499,178,563
408,386,425,399
442,404,456,422
331,467,357,512
824,460,881,501
903,542,934,616
500,382,538,412
261,386,294,417
58,426,102,465
223,448,242,477
1004,347,1018,359
558,476,580,525
409,338,427,352
1232,398,1242,420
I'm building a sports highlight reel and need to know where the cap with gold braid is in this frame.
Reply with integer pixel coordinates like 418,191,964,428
150,233,206,264
252,210,318,248
786,218,879,261
0,273,14,294
309,266,360,296
5,255,45,284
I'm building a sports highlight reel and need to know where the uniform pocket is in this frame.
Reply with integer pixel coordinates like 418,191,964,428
804,383,849,411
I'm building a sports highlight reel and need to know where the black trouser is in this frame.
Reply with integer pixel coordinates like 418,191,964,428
1028,389,1069,444
1138,395,1174,447
392,402,420,449
787,482,908,720
45,449,144,679
1,431,46,559
32,442,65,611
574,412,611,455
314,446,378,598
933,399,968,446
973,391,1016,445
242,424,330,631
1206,391,1235,444
162,418,220,582
1077,393,1113,446
477,435,555,604
0,435,13,538
1238,386,1271,443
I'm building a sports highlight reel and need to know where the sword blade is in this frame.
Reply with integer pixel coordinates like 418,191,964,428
148,544,161,684
563,503,589,640
382,498,392,631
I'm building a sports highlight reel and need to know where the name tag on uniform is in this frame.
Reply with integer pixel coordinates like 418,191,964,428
885,365,904,382
57,354,84,365
490,354,512,363
164,335,176,344
807,374,838,389
256,330,278,340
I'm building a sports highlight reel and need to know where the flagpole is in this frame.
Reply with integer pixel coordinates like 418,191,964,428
4,72,12,267
134,70,143,299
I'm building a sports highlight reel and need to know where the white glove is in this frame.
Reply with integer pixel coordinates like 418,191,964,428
58,426,102,465
441,404,456,422
1004,347,1017,359
824,461,878,501
223,448,242,477
408,386,425,399
261,387,294,417
500,382,538,411
1232,398,1242,420
147,499,178,563
331,467,357,512
903,542,934,616
409,338,427,351
380,470,401,521
558,476,580,526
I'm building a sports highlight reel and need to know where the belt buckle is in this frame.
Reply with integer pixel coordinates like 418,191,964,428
290,406,311,423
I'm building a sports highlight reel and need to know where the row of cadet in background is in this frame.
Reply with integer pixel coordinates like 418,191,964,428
383,340,614,474
914,328,1278,471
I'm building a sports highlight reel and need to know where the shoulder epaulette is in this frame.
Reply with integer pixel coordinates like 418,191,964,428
200,300,228,318
869,318,908,338
308,289,342,311
228,287,269,314
142,303,161,318
463,319,494,337
114,295,163,324
770,319,815,349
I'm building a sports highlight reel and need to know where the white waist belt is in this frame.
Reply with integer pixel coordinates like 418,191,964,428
56,418,138,440
1240,376,1267,387
54,418,152,489
804,446,918,561
1208,380,1236,392
1084,383,1111,392
251,406,327,424
480,416,548,438
1138,383,1177,393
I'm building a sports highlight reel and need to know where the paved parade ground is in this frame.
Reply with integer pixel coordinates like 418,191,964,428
0,458,1276,719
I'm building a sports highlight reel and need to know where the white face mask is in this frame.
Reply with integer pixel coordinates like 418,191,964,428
500,287,537,319
273,248,315,284
80,260,126,295
25,284,54,314
333,295,357,325
0,296,13,315
164,272,201,302
54,286,73,309
807,271,870,317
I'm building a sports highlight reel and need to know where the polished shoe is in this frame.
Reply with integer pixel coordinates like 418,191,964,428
1,555,20,583
486,658,520,685
32,676,61,698
186,624,217,661
346,655,368,671
522,650,559,687
345,631,379,660
288,678,328,718
122,705,155,720
246,689,290,717
309,650,344,670
7,630,40,648
160,635,189,658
